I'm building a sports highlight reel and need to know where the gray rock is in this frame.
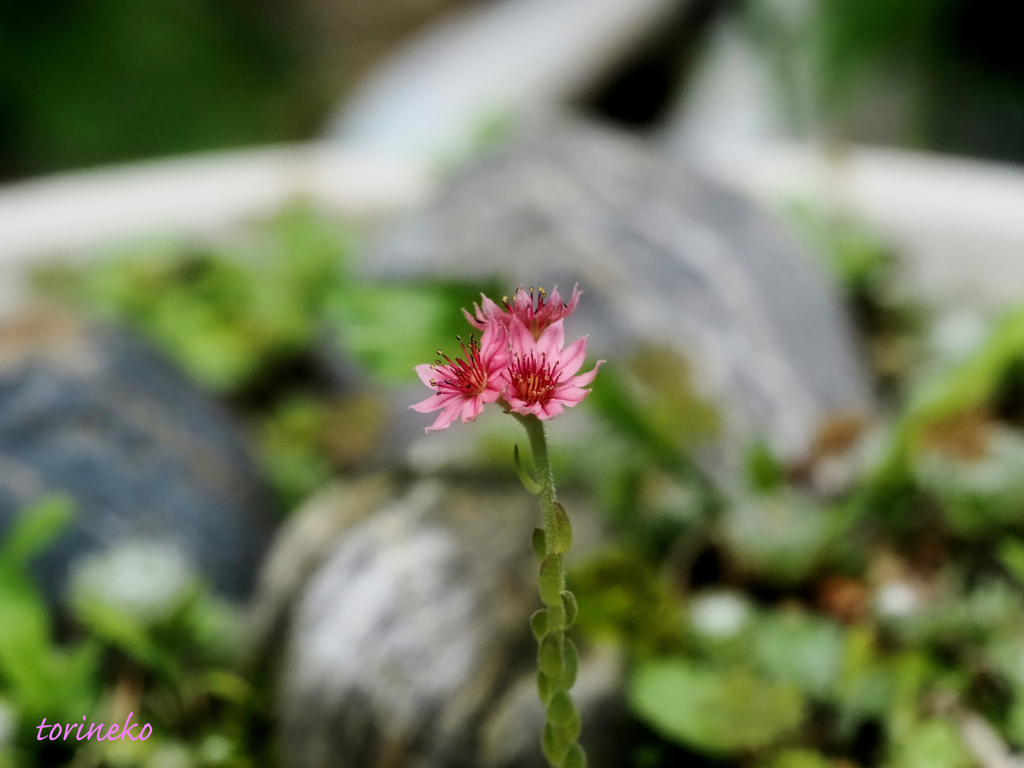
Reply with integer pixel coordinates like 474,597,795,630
0,309,276,604
256,476,621,768
368,122,874,475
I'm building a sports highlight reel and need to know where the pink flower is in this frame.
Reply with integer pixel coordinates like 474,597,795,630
503,318,602,420
410,320,509,432
464,285,581,340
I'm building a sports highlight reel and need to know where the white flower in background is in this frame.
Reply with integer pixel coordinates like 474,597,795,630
689,590,752,639
875,581,919,618
71,540,194,622
930,309,988,365
146,742,193,768
199,734,233,765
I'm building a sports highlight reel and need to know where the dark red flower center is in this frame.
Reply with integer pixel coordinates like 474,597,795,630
508,351,561,405
430,336,488,397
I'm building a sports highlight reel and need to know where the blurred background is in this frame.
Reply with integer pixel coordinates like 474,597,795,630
2,1,1024,767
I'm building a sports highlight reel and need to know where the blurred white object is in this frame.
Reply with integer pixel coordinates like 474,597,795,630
957,711,1024,768
689,590,751,639
875,581,919,618
930,309,990,364
668,8,1024,311
667,18,789,155
697,143,1024,311
328,0,683,163
0,144,428,313
70,540,195,622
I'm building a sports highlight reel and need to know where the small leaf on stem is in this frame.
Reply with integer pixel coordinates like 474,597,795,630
538,633,564,679
533,527,547,560
563,638,579,689
531,608,549,641
514,444,543,494
537,670,555,704
551,502,573,554
563,743,586,768
547,692,578,725
543,721,569,766
562,591,578,628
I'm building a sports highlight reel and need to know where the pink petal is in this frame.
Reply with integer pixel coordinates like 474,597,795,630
415,363,439,388
511,287,532,317
536,320,565,359
410,391,457,413
480,319,508,365
483,381,505,400
546,285,563,309
556,335,587,376
508,317,536,356
462,306,486,330
563,284,581,316
569,360,604,388
480,295,505,321
538,401,564,420
461,396,486,423
509,400,543,418
553,386,589,405
426,398,464,432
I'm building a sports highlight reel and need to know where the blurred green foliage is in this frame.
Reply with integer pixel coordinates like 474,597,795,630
746,0,1024,162
0,496,265,768
33,205,493,510
0,496,96,729
629,659,804,754
819,0,1024,160
34,207,348,393
0,0,316,179
15,205,1024,768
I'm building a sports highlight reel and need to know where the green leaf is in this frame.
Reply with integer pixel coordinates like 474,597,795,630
723,492,828,584
761,749,830,768
547,691,578,725
891,718,974,768
327,280,500,384
0,536,97,723
1000,538,1024,587
539,555,564,606
629,659,804,754
562,591,578,629
538,634,564,679
563,744,586,768
0,494,74,569
563,639,579,689
532,528,547,560
543,721,569,766
557,707,582,743
746,440,786,492
754,611,845,698
550,502,573,554
538,670,555,705
516,445,543,495
72,597,175,681
531,609,549,641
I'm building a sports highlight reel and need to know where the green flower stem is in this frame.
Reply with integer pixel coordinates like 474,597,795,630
514,413,586,768
520,413,556,533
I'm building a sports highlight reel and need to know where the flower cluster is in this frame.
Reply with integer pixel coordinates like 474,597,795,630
412,286,602,431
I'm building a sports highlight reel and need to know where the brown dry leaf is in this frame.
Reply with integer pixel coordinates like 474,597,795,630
919,410,992,462
320,392,389,468
817,575,869,624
